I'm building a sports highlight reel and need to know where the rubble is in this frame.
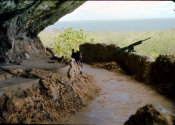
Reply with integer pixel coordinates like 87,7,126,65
0,58,100,123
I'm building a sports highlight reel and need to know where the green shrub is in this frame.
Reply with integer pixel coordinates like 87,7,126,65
53,27,97,57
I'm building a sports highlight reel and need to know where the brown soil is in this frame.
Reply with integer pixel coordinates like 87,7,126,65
0,57,100,124
1,57,175,124
91,61,123,73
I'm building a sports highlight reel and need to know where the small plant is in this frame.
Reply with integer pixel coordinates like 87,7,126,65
53,27,97,57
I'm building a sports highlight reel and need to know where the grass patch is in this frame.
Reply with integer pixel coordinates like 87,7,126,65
39,29,175,58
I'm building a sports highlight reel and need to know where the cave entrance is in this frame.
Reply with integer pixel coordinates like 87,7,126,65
38,2,175,124
39,1,175,59
1,1,175,124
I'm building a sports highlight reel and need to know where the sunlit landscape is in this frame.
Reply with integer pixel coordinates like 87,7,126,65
39,29,175,58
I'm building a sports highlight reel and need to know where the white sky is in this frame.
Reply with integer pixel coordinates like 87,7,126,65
59,1,175,21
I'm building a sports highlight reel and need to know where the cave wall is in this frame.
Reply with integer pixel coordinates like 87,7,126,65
0,0,85,64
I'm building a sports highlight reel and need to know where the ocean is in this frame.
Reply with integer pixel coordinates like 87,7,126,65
45,18,175,31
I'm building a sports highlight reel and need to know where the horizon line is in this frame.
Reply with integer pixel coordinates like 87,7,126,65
59,17,175,22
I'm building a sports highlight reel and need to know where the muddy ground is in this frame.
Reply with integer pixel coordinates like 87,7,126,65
58,64,175,125
0,56,175,124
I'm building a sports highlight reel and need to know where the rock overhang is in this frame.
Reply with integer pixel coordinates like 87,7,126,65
0,1,85,64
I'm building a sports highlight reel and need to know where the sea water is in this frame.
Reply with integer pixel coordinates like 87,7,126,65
45,18,175,31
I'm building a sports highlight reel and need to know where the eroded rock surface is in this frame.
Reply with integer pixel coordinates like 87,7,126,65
0,69,12,81
0,1,85,64
0,58,100,123
150,55,175,99
124,104,175,125
68,59,80,80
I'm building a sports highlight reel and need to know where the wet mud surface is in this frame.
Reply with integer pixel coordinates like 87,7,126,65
61,64,175,125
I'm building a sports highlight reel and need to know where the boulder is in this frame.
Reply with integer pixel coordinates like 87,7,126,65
150,55,175,99
67,59,80,80
124,104,175,125
150,54,175,84
0,69,12,81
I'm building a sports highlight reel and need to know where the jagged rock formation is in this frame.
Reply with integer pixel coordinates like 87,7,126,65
0,1,85,64
68,59,80,80
124,104,175,125
0,58,100,123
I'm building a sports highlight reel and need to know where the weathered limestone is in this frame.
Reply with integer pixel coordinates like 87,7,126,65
124,104,175,125
0,1,85,64
68,59,80,80
0,58,100,123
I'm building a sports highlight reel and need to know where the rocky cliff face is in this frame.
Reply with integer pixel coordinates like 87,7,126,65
0,1,85,64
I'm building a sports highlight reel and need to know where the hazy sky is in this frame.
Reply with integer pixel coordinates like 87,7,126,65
59,1,175,21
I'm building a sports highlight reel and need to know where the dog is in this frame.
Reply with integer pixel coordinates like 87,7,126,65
71,49,83,67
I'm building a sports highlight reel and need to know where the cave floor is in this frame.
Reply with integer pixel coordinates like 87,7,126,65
0,57,65,73
0,57,69,97
60,64,175,125
0,59,175,125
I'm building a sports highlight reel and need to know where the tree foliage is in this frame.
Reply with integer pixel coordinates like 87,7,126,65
53,27,97,57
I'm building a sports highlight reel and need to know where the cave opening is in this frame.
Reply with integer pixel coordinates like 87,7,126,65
39,1,175,59
1,1,175,124
0,1,175,63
